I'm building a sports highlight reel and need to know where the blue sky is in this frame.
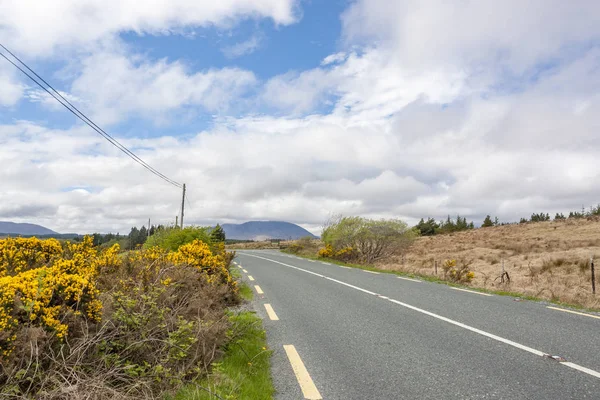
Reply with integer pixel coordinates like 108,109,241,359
3,0,347,137
1,0,600,234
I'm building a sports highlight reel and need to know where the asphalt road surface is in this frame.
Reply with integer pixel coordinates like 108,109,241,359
233,250,600,400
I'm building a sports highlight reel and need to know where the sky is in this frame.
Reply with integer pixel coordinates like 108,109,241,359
1,0,600,235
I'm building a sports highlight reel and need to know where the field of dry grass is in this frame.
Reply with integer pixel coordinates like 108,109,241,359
381,218,600,309
226,241,280,250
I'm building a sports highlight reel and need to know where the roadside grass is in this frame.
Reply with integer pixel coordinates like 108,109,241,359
174,275,273,399
238,282,254,301
285,251,600,313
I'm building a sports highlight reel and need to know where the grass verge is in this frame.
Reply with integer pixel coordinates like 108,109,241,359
283,250,600,313
174,273,273,400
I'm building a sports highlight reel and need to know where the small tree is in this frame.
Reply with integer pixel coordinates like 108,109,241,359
322,216,416,263
210,224,226,242
482,215,494,227
415,217,438,236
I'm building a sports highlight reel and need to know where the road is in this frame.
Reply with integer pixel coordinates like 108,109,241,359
234,250,600,400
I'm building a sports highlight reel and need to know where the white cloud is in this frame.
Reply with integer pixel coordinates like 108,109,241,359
0,64,24,106
321,52,347,66
1,1,600,235
222,35,262,58
0,0,299,56
341,0,600,73
69,50,257,124
24,88,83,110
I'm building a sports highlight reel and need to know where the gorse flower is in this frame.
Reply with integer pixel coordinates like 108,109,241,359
0,235,236,360
0,237,105,355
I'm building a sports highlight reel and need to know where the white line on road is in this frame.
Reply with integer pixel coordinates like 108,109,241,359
241,253,600,381
248,275,255,281
363,270,380,274
547,306,600,320
450,287,492,297
264,303,279,321
562,362,600,379
254,285,264,294
339,266,351,269
243,269,248,273
397,276,421,283
322,262,331,265
283,345,322,400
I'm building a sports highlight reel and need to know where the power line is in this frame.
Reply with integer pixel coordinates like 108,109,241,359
0,43,182,188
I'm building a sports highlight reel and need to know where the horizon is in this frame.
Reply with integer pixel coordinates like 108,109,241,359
2,1,599,235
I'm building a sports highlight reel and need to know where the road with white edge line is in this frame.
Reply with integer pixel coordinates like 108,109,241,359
233,250,600,399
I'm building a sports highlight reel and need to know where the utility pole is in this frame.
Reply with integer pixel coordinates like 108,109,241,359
180,183,186,229
148,218,151,238
175,215,178,227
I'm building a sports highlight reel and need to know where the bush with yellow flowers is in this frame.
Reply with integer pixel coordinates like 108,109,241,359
317,244,334,258
442,258,475,283
0,235,239,399
0,237,63,276
0,236,104,358
316,244,356,262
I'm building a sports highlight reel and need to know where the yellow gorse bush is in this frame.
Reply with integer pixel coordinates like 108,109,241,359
0,236,110,357
318,244,334,258
317,244,355,261
0,237,62,277
1,235,236,360
442,259,475,283
169,240,237,289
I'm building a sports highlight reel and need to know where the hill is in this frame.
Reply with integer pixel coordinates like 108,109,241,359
222,221,316,241
391,218,600,309
0,221,58,236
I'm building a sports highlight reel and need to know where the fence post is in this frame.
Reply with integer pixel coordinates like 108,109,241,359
434,260,438,275
592,256,596,295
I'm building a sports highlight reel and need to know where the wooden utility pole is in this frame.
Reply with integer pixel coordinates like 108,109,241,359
175,215,178,227
180,183,186,229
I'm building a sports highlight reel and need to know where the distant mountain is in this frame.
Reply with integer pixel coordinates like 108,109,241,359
0,221,58,236
222,221,317,241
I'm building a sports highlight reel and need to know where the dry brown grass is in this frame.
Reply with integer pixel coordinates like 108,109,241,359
379,218,600,309
226,241,280,250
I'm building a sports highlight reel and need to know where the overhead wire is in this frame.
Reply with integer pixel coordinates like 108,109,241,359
0,43,182,188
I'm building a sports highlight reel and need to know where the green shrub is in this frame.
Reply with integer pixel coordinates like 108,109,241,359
1,239,238,399
322,215,416,264
144,226,213,252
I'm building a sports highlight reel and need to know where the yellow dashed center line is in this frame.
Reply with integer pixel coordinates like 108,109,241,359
450,287,492,296
264,303,279,320
242,269,248,273
248,275,255,281
547,306,600,320
254,285,264,294
283,345,322,400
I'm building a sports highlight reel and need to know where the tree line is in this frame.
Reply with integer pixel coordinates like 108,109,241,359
415,203,600,236
74,224,227,249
